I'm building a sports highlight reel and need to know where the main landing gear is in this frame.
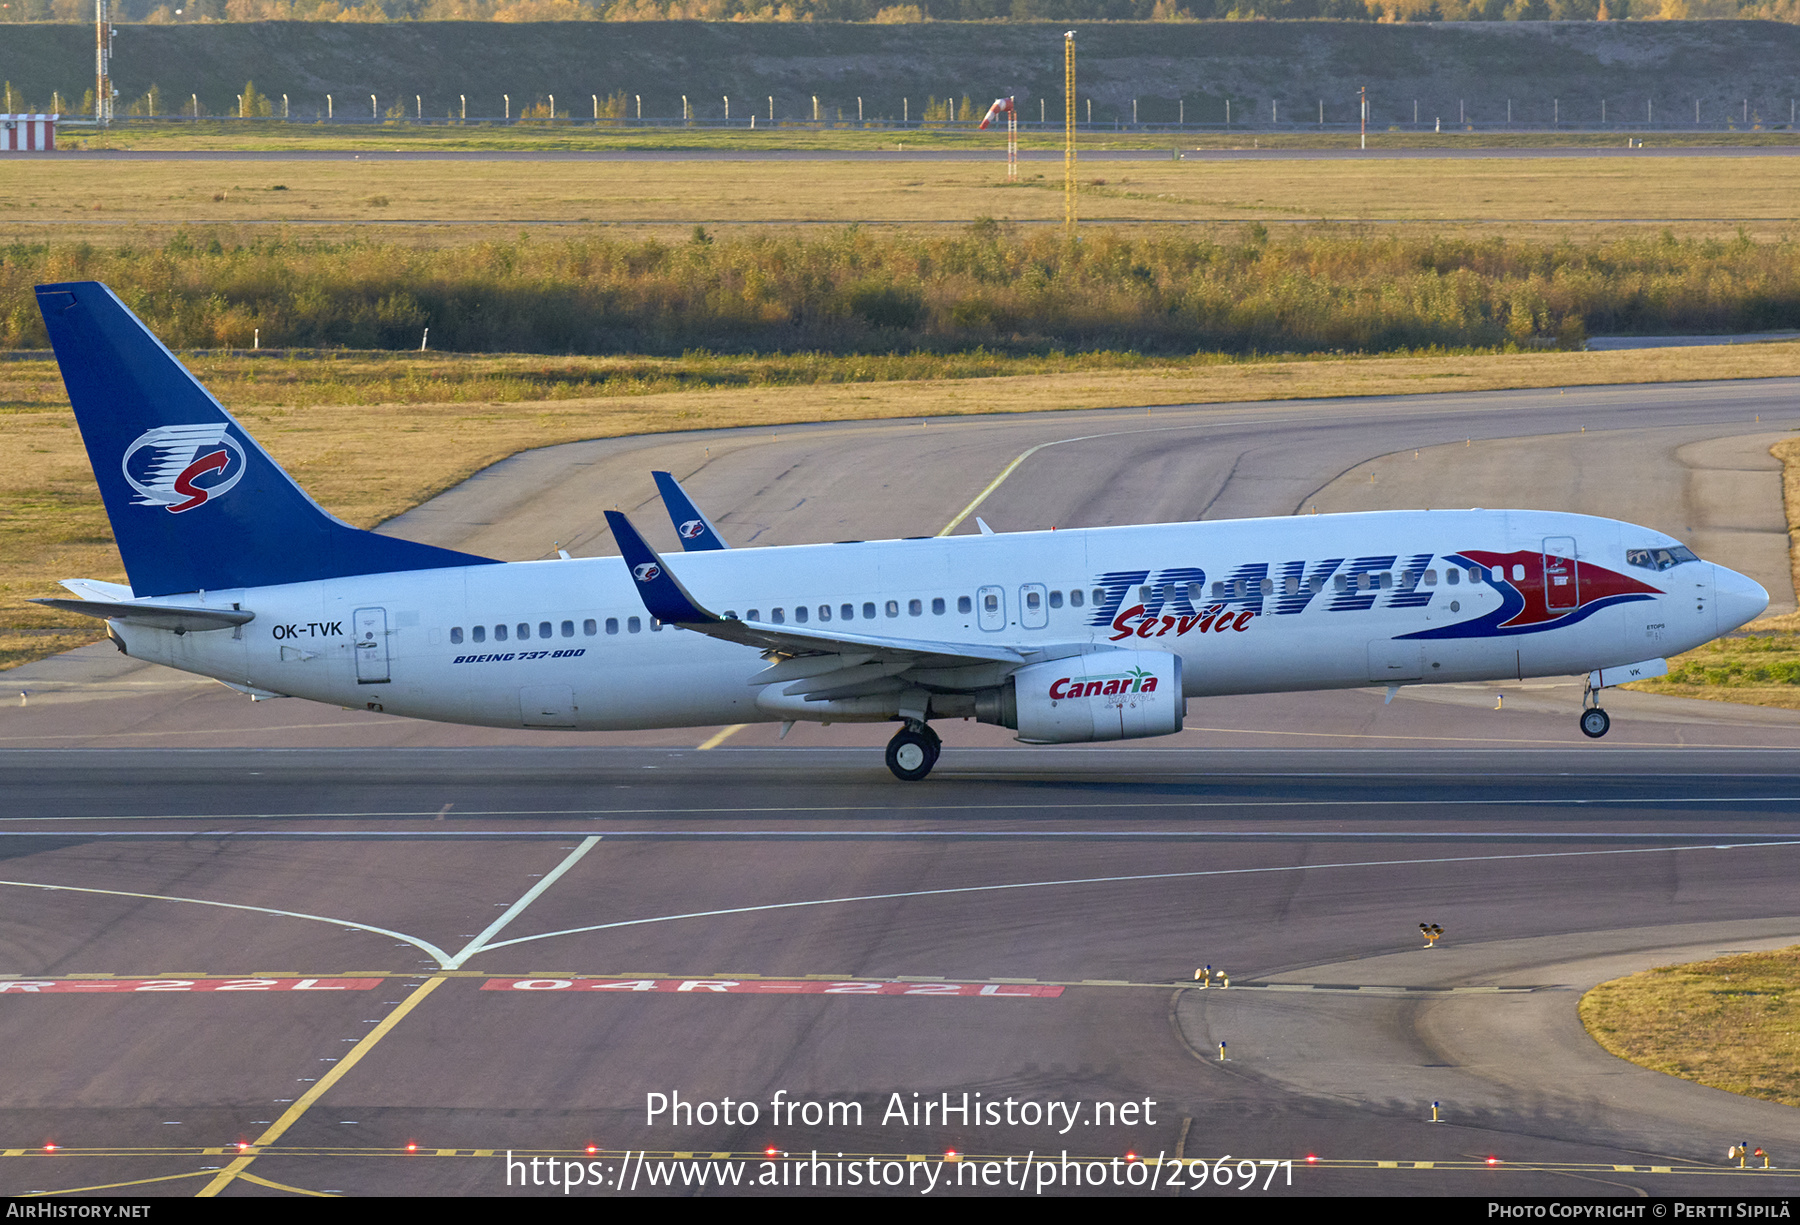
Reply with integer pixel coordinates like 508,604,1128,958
885,721,942,781
1580,681,1611,739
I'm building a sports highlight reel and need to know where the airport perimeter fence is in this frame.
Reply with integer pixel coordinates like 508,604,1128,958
46,96,1800,135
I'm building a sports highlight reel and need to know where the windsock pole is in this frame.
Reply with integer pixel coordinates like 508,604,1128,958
1064,32,1077,235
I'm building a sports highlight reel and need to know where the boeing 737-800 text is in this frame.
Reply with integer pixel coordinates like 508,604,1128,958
31,282,1770,779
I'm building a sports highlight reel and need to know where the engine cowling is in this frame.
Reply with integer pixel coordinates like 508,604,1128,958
978,651,1184,744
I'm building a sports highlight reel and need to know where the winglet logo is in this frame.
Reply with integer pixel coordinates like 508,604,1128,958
678,520,706,540
633,563,661,583
121,424,246,514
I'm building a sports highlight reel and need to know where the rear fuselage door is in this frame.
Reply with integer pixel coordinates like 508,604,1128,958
977,585,1007,632
353,606,391,684
1543,536,1579,612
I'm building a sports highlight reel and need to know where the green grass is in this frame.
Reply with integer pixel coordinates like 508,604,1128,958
8,226,1800,356
1582,946,1800,1109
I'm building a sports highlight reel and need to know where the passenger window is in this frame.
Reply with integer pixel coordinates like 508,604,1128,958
539,622,553,639
516,623,530,640
1049,591,1063,609
1511,565,1525,581
772,608,785,624
1447,569,1460,586
1211,581,1226,598
561,621,574,638
841,604,854,621
628,617,641,633
1092,589,1105,607
1424,570,1437,586
1139,585,1153,601
1069,590,1084,608
909,599,922,616
583,619,597,636
1308,575,1324,593
794,606,808,624
450,627,464,644
1471,567,1486,583
818,605,831,622
1284,576,1299,596
863,602,877,619
983,594,998,613
1025,591,1041,610
1334,575,1348,592
958,596,973,614
495,624,509,642
1260,578,1275,596
886,600,900,617
932,598,946,615
651,618,662,632
473,625,486,643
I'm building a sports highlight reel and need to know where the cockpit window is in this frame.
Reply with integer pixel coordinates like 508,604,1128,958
1626,545,1699,572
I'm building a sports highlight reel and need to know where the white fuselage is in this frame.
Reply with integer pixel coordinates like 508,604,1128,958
109,509,1743,734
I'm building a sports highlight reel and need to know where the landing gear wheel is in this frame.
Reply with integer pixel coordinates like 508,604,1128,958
886,728,936,781
1579,707,1611,739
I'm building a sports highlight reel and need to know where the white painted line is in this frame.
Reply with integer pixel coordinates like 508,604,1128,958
447,836,601,968
8,794,1800,824
472,839,1800,957
0,879,453,967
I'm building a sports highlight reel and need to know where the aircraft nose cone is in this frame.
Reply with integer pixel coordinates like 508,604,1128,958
1713,564,1769,634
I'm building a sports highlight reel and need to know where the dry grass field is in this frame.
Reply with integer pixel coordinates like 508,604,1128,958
9,340,1800,669
1581,946,1800,1109
3,156,1797,240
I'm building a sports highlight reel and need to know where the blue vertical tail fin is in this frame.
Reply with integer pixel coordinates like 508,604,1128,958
37,282,495,598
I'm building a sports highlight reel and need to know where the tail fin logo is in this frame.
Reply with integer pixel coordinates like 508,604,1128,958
633,563,662,583
678,520,706,540
122,424,247,514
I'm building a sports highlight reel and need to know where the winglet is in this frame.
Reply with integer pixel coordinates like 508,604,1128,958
652,471,730,551
604,510,720,625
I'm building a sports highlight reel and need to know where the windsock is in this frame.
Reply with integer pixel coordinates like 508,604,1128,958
978,96,1016,130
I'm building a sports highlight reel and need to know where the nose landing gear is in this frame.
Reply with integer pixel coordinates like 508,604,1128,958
885,721,942,781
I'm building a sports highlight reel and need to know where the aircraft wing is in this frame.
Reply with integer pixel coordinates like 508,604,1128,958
652,470,730,551
605,511,1080,700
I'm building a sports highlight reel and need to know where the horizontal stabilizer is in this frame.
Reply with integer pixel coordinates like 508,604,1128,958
33,598,254,633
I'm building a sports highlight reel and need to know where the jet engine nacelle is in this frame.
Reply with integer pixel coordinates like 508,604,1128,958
978,650,1184,743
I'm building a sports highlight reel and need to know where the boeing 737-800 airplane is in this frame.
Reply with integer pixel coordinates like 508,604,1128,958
31,282,1771,779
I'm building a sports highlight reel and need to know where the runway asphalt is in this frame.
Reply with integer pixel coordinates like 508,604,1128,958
3,380,1800,1197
